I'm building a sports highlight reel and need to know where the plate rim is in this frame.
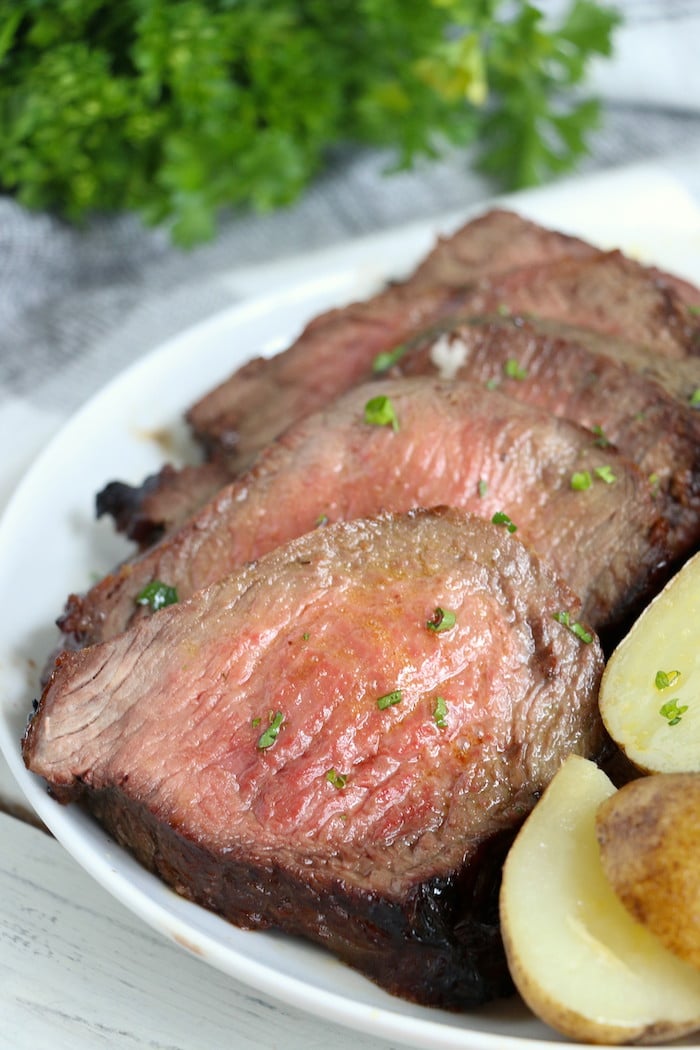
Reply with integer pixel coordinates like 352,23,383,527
3,164,700,1050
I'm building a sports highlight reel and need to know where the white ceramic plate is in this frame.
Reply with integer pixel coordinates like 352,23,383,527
3,164,700,1050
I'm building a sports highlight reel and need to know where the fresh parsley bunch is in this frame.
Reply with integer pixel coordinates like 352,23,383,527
0,0,619,245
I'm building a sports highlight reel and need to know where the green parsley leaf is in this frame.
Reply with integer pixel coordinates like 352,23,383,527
372,344,408,374
492,511,517,533
257,711,284,750
571,470,592,491
594,464,616,485
364,395,399,432
0,2,619,244
655,670,681,691
426,607,457,633
478,479,488,498
659,699,688,727
591,424,611,448
485,378,501,391
433,696,448,728
497,303,511,317
315,513,329,527
504,358,527,380
688,305,700,317
135,580,179,611
690,389,700,408
553,610,593,644
377,689,402,710
326,768,347,789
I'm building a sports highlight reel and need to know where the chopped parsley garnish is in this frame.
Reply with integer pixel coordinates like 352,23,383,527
377,689,402,710
689,305,700,316
655,669,681,690
497,303,511,317
478,478,488,498
433,696,448,728
251,717,261,728
372,343,408,374
326,768,347,789
302,632,310,641
659,699,688,726
571,470,592,491
492,511,517,533
426,607,457,633
135,580,179,611
594,464,616,485
648,472,660,495
485,377,501,391
690,388,700,408
315,513,329,527
364,395,399,432
553,611,593,644
591,424,611,448
257,711,284,750
504,358,527,380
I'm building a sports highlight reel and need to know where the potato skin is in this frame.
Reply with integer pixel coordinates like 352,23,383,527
596,773,700,971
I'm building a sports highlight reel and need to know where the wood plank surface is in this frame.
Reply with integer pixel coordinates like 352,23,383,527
0,813,397,1050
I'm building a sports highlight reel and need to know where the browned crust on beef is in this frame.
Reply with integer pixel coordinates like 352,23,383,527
57,377,670,649
86,785,515,1008
96,461,232,547
185,213,700,472
26,508,605,1007
396,315,700,553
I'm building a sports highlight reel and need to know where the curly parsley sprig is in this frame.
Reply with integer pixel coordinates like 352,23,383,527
0,0,619,245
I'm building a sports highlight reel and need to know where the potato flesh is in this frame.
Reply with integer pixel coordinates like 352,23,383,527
500,755,700,1044
600,551,700,774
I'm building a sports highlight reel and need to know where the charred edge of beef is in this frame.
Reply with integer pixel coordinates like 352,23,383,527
26,508,604,1007
96,461,233,549
85,786,516,1008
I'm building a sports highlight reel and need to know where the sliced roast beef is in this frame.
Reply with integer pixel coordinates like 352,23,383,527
59,377,669,649
186,209,602,469
394,315,700,552
99,210,700,544
186,217,699,472
26,508,606,1008
96,461,232,546
460,251,700,360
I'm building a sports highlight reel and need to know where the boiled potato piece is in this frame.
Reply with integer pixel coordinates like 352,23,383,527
500,754,700,1044
597,772,700,972
599,550,700,774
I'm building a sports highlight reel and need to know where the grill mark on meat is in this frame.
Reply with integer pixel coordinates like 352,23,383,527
58,377,669,650
26,508,605,1007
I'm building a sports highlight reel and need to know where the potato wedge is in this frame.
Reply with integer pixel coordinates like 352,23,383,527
597,772,700,972
500,754,700,1044
599,550,700,774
